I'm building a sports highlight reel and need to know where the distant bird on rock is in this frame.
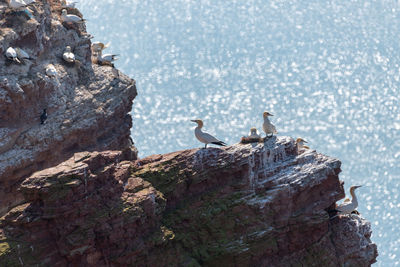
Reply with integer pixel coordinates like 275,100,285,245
5,47,20,63
40,109,47,124
8,0,35,9
97,53,118,66
336,185,362,215
191,119,226,148
45,64,57,77
61,9,85,23
62,46,75,63
91,42,110,54
296,138,309,150
248,127,261,139
262,111,277,137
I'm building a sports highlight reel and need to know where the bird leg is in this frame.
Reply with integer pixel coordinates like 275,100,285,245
204,144,207,149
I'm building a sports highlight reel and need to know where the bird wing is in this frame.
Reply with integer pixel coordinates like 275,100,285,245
336,201,356,213
201,132,222,143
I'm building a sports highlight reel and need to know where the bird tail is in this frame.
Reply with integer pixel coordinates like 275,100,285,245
211,141,226,146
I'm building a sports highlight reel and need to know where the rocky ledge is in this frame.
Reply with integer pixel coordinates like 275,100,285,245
0,0,137,216
0,137,378,266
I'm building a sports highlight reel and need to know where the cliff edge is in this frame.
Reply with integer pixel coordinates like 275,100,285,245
0,0,137,216
0,137,378,266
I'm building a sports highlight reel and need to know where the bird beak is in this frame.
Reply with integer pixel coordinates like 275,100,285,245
190,120,196,123
304,140,308,143
269,113,274,116
355,185,362,189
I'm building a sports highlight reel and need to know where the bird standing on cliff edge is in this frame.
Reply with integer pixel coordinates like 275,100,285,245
262,111,277,137
61,9,85,23
336,185,362,215
296,138,309,150
191,119,226,148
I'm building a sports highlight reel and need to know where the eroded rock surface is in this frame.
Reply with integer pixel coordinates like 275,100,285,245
0,137,378,266
0,0,137,215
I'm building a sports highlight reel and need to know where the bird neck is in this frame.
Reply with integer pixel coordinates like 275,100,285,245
264,117,270,123
350,189,358,205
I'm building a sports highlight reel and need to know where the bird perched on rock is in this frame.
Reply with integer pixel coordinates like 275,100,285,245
45,64,57,77
248,127,261,139
191,119,226,148
97,53,118,66
62,46,75,63
7,0,35,9
91,42,110,54
296,138,309,150
61,9,85,23
262,111,277,137
5,47,20,63
40,109,47,124
336,185,362,215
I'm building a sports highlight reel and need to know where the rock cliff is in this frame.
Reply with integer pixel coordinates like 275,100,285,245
0,0,137,216
0,138,378,266
0,0,378,266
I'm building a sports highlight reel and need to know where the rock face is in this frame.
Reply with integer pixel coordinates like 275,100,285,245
0,0,137,215
0,137,378,266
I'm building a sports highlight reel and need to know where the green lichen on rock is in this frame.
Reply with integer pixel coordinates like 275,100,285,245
132,164,185,196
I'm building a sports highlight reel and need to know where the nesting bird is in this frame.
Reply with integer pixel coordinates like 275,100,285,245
248,127,261,139
45,64,57,77
97,53,118,65
8,0,35,9
191,119,226,148
61,9,85,23
5,47,20,63
296,138,309,150
91,42,110,54
336,185,362,215
62,46,75,63
40,109,47,124
262,111,277,137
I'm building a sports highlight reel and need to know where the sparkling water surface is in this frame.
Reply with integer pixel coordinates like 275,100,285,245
78,0,399,265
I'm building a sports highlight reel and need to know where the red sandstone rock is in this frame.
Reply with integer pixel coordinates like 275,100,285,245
0,0,137,216
0,137,378,266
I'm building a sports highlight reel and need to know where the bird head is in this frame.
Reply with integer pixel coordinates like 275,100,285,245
191,119,203,127
296,138,308,144
61,9,67,15
263,111,273,118
65,46,72,52
350,185,362,190
250,127,257,133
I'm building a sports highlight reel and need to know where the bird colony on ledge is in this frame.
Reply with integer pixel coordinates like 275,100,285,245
3,0,119,128
191,111,363,219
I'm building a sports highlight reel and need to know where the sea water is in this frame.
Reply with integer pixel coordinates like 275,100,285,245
78,0,400,265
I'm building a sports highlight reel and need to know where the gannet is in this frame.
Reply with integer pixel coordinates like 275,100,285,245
97,53,118,65
8,0,35,9
45,64,57,77
40,109,47,124
62,46,75,63
61,9,85,23
262,111,277,137
191,119,226,148
248,127,260,138
296,138,309,150
336,185,362,215
5,47,20,63
91,42,110,54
